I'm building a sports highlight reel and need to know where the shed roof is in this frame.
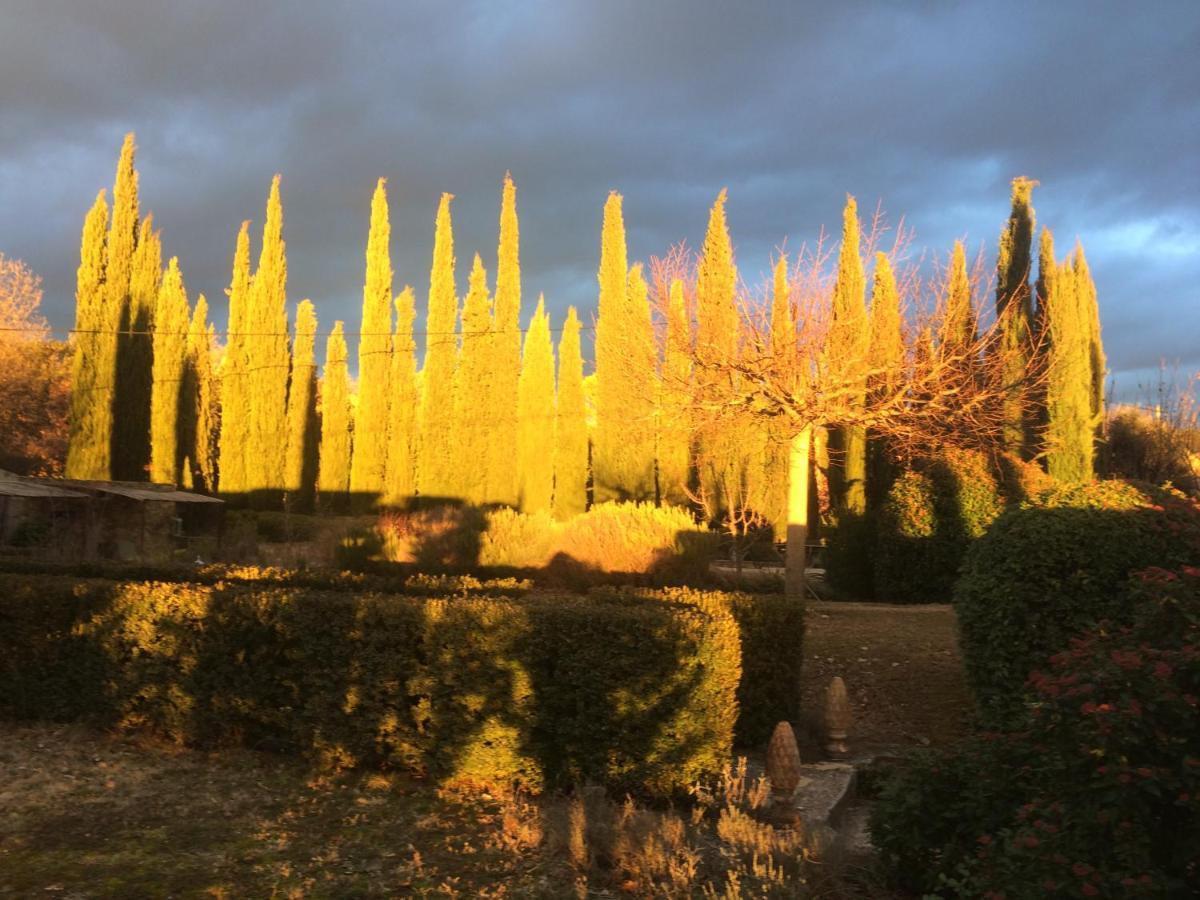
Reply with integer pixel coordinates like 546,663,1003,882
0,476,88,500
85,484,225,504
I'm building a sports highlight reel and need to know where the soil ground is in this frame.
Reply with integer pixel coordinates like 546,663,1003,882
0,600,969,897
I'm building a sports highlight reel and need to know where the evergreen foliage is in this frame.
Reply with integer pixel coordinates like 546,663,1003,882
487,174,522,507
417,193,458,499
866,253,903,505
829,195,869,517
245,176,290,498
762,256,793,539
453,255,493,504
1073,243,1106,427
317,322,351,508
940,240,977,367
183,295,218,493
658,278,692,508
284,300,319,509
65,190,112,480
1042,245,1095,482
384,287,419,505
114,214,160,480
349,179,393,503
994,176,1037,456
517,295,555,514
149,257,190,485
553,306,588,520
216,221,252,496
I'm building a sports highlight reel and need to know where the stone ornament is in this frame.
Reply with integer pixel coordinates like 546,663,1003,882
825,676,851,758
765,720,802,799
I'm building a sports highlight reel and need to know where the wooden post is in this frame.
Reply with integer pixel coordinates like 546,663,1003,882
785,425,812,601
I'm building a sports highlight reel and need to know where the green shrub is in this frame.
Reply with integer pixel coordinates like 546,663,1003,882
955,479,1200,726
0,573,738,797
478,507,561,568
872,566,1200,897
824,512,875,599
872,447,1004,603
995,449,1056,504
592,586,804,747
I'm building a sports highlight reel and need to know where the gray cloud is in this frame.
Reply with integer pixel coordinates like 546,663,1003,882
1,0,1196,385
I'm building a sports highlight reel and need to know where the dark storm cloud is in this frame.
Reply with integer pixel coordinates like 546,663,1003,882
1,0,1196,390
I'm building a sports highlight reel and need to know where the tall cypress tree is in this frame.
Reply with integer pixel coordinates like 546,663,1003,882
384,286,419,505
149,257,190,485
318,322,352,508
245,176,290,498
1073,242,1106,428
867,252,903,506
942,241,977,364
349,179,393,504
105,134,141,479
217,221,252,496
487,173,522,507
452,254,493,504
763,255,794,538
1043,251,1093,482
114,214,160,479
593,191,631,502
517,295,555,514
182,294,219,493
829,196,869,516
693,190,743,518
627,262,659,495
66,190,111,480
284,300,319,509
658,277,692,508
417,193,458,499
554,306,588,520
995,176,1037,457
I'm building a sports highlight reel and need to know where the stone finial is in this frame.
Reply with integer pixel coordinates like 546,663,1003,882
765,721,802,800
825,676,851,758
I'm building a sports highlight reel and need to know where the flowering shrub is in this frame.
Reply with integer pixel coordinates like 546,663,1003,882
872,566,1200,896
955,480,1200,726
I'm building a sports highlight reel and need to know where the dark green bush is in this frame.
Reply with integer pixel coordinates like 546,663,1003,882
872,566,1200,897
955,480,1200,726
873,447,1003,604
825,512,875,599
0,573,738,797
592,586,805,747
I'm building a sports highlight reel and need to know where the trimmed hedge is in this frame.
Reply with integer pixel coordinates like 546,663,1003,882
591,586,805,747
955,480,1200,726
0,574,739,797
871,566,1200,896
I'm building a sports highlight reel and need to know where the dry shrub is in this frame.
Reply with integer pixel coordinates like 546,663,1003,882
478,507,561,568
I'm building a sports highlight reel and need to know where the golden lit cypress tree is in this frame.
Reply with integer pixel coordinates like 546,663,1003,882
183,294,219,493
693,190,744,517
761,256,794,538
517,295,555,514
452,254,493,504
829,195,869,516
66,190,112,479
245,176,289,498
941,241,977,365
149,257,189,484
217,221,252,496
284,299,319,509
593,191,630,502
349,179,393,503
995,176,1037,456
658,277,692,508
417,193,458,499
384,286,419,504
866,252,903,506
554,305,588,519
318,321,351,508
486,173,522,506
1043,252,1093,482
1073,242,1105,428
114,214,160,479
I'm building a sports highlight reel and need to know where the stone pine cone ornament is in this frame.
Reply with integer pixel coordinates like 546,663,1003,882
825,676,851,758
765,721,802,799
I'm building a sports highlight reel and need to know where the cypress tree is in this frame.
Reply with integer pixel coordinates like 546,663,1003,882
693,190,743,517
941,241,978,365
517,295,555,514
106,134,140,472
867,252,903,506
217,221,252,496
763,256,794,538
1033,226,1058,453
829,195,869,516
554,306,588,520
593,191,630,502
384,286,419,505
349,179,393,504
183,295,219,493
452,254,493,504
65,190,112,480
284,299,319,509
318,322,352,508
149,257,190,485
1043,252,1093,482
995,176,1037,456
486,173,522,507
627,262,659,494
114,214,160,479
417,193,458,499
1073,242,1106,427
245,176,290,498
658,277,692,508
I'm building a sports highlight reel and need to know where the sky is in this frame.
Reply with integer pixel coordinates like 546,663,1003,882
1,0,1196,397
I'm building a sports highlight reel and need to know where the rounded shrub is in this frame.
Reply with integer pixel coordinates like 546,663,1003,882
872,566,1200,897
955,479,1200,726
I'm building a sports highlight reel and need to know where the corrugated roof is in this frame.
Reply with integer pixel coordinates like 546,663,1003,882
87,484,225,504
0,470,223,504
0,479,89,500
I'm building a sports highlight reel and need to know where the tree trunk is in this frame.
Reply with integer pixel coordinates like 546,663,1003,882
785,425,812,600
